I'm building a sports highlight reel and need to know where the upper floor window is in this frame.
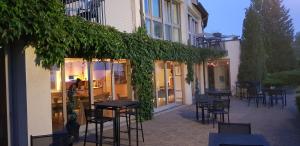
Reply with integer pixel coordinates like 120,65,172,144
144,0,181,41
152,0,161,18
188,14,199,46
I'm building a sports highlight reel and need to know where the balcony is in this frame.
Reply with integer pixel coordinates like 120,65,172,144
190,33,226,51
62,0,106,24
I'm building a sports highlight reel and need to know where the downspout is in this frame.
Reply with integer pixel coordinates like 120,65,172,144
139,0,145,27
202,60,206,90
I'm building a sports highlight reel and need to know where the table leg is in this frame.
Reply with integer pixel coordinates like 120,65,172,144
135,107,139,146
115,108,121,146
201,107,205,124
196,103,199,121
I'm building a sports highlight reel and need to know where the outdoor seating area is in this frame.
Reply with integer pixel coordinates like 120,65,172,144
70,90,300,146
236,81,287,108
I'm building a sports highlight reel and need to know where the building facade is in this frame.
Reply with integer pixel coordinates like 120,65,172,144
0,0,240,145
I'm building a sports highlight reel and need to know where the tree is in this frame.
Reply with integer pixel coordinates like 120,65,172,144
262,0,296,73
294,32,300,60
238,0,266,82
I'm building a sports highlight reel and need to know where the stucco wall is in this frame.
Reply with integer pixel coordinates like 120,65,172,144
106,0,135,32
25,47,52,145
225,40,241,94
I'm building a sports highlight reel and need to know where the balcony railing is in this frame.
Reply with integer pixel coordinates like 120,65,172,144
62,0,106,24
192,33,226,50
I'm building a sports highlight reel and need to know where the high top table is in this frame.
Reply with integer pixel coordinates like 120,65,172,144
208,133,270,146
95,100,139,146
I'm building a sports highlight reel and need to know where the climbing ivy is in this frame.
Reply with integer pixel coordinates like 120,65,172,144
0,0,225,120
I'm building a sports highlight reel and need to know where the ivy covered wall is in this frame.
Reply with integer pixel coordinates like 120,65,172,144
0,0,225,119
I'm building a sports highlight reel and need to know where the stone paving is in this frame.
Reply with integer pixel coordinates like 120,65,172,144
76,91,300,146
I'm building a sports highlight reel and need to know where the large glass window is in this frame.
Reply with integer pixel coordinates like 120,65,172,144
165,25,172,41
155,61,181,107
92,61,112,102
153,21,163,38
146,18,151,34
145,0,180,41
144,0,150,15
64,58,89,125
173,28,180,42
164,0,171,23
155,61,166,107
51,66,64,132
172,3,179,25
166,62,175,104
113,60,129,100
152,0,161,18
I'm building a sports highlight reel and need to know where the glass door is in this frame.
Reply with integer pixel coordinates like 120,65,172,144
155,61,167,107
166,62,175,104
64,58,89,125
50,66,64,132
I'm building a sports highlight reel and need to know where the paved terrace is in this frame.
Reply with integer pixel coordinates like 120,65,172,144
76,91,300,146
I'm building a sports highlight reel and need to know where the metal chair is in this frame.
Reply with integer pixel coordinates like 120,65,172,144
209,99,230,127
247,86,266,107
83,106,114,146
120,104,145,146
267,89,285,108
218,122,251,134
31,132,73,146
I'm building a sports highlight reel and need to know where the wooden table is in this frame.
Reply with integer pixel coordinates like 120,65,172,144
208,133,270,146
95,100,139,146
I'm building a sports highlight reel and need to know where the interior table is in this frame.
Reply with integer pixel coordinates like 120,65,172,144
208,133,270,146
95,100,139,146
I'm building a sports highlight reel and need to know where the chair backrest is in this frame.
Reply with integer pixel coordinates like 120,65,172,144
84,107,104,121
218,122,251,134
213,99,230,110
31,132,72,146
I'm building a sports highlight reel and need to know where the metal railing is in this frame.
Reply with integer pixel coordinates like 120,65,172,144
62,0,106,24
190,33,226,51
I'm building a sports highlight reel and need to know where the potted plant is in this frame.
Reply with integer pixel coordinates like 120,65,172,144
66,79,81,141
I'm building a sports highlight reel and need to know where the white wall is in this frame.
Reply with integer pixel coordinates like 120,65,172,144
225,40,241,94
25,47,52,145
106,0,135,32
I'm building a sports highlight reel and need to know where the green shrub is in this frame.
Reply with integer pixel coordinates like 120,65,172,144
263,69,300,87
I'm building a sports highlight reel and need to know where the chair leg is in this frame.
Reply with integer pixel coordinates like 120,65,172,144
84,122,88,146
125,113,131,146
96,123,98,146
227,113,230,123
100,122,103,146
139,114,144,142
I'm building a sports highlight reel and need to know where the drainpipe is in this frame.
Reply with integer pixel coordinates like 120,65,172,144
202,60,206,90
139,0,145,27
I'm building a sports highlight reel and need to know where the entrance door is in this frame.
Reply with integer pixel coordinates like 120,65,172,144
174,63,183,104
0,48,8,146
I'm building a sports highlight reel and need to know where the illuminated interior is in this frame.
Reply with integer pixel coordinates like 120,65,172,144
51,58,131,131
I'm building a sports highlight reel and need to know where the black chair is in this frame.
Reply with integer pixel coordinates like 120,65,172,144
218,122,251,134
83,106,114,146
31,132,73,146
247,86,266,107
120,104,145,145
209,99,230,127
267,89,285,108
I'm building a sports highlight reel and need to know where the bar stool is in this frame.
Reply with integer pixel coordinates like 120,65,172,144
120,105,144,146
83,107,114,146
